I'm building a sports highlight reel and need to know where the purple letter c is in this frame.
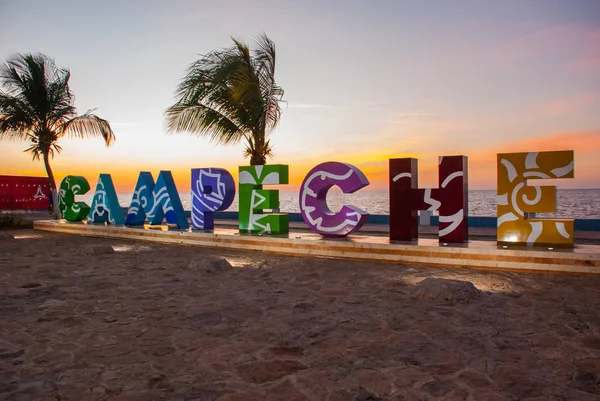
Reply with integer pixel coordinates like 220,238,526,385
299,162,370,237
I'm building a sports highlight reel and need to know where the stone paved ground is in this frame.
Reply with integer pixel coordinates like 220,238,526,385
1,230,600,401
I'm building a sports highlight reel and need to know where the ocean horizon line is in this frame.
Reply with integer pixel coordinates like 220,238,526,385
78,188,600,220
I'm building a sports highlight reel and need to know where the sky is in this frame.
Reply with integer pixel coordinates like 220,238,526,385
0,0,599,193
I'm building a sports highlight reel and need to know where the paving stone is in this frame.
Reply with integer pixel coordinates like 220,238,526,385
420,379,458,397
353,386,386,401
188,257,232,273
410,277,481,303
236,360,307,383
75,244,115,255
265,379,309,401
582,334,600,350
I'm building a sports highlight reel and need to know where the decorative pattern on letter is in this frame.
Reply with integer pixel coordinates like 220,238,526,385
87,174,125,225
238,165,289,234
125,171,189,229
389,156,468,243
497,150,574,247
191,168,235,230
58,175,90,221
299,162,370,237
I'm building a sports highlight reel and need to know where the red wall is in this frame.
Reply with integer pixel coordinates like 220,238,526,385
0,175,51,211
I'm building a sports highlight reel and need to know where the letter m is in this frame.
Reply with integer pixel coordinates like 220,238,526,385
125,171,189,229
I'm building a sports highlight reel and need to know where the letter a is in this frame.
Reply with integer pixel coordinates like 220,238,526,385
126,171,189,229
87,174,125,225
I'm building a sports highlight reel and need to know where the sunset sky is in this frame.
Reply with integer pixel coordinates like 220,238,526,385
1,0,599,193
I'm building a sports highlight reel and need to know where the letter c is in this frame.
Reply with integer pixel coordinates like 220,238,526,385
299,162,369,237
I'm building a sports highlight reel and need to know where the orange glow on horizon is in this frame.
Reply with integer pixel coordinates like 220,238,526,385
3,130,599,192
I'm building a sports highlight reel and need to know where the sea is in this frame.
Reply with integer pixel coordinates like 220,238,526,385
83,189,600,219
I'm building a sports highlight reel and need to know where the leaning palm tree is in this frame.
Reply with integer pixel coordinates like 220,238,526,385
165,34,284,165
0,53,115,216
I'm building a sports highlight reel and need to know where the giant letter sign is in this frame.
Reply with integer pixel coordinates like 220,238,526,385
299,162,370,237
191,168,235,230
497,150,574,247
87,174,125,225
389,156,468,243
239,165,289,234
58,175,90,221
126,171,189,229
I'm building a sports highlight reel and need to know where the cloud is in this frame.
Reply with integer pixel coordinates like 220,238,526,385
374,117,474,153
567,56,600,73
285,102,387,110
109,122,141,128
347,101,386,107
285,103,336,109
467,130,600,189
385,112,446,124
502,131,600,153
534,92,597,116
493,24,600,63
304,130,600,190
285,101,396,110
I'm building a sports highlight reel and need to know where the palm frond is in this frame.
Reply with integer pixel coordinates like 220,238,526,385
1,52,114,213
0,55,29,95
244,140,272,164
2,54,50,119
1,53,76,131
24,144,43,160
46,69,75,128
61,110,115,146
165,34,284,164
0,92,37,140
165,102,244,145
254,34,283,134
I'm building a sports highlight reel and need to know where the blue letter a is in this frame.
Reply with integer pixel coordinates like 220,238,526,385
87,174,125,225
126,171,189,229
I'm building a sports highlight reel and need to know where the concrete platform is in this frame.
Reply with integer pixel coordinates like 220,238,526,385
34,220,600,275
215,219,600,243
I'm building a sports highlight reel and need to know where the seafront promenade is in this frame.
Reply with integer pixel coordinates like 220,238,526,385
19,211,600,244
34,219,600,276
216,218,600,243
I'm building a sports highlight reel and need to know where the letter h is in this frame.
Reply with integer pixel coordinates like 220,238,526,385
389,156,468,243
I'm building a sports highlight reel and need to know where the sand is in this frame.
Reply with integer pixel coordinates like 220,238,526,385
1,229,600,401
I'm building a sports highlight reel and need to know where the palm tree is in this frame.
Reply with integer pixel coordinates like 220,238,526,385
165,34,284,165
0,53,115,216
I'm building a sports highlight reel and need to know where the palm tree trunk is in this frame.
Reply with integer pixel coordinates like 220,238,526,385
250,154,265,165
250,130,266,166
42,151,60,218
